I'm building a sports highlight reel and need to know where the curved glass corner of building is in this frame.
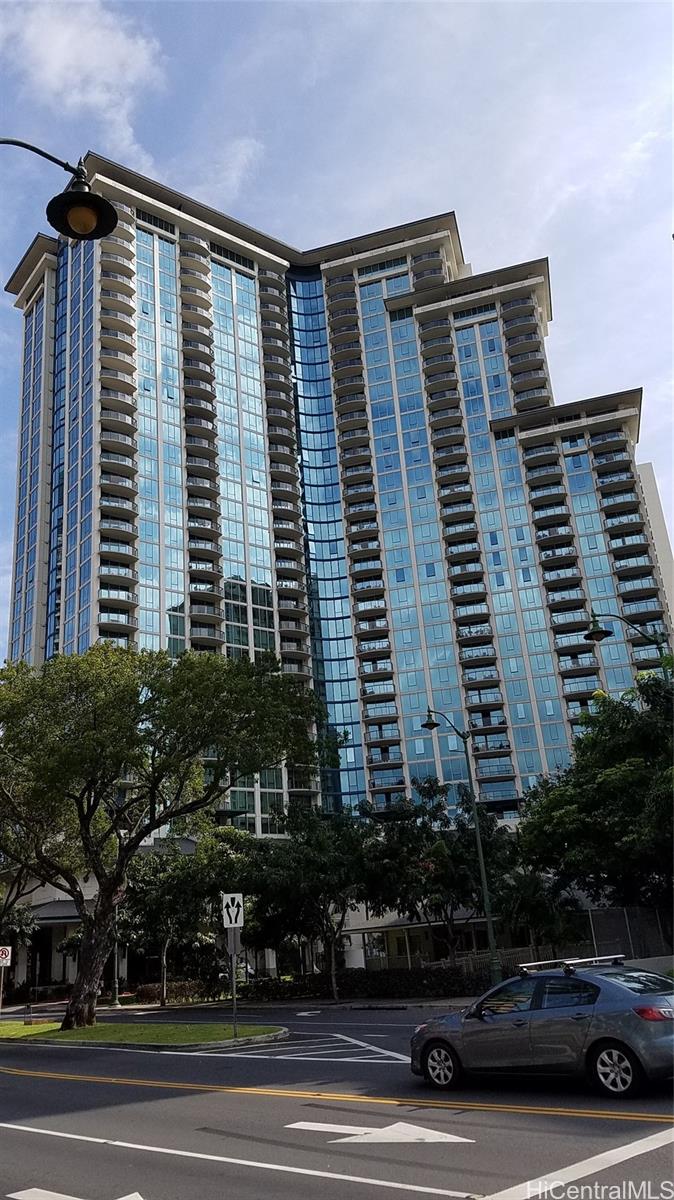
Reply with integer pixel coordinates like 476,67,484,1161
288,270,365,813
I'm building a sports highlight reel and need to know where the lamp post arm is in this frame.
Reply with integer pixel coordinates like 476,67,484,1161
592,607,668,650
427,707,467,743
0,138,81,177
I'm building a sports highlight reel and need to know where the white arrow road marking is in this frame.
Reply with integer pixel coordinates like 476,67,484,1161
296,1010,322,1016
9,1193,145,1200
9,1191,86,1200
8,1193,145,1200
287,1120,475,1144
0,1122,475,1197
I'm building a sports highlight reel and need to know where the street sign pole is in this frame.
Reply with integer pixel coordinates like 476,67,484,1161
0,946,12,1021
221,894,244,1041
231,945,238,1040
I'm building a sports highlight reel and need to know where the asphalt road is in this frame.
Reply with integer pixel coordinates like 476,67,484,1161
0,1003,672,1200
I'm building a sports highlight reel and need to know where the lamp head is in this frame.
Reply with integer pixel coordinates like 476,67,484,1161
46,164,117,241
421,707,439,732
584,610,613,645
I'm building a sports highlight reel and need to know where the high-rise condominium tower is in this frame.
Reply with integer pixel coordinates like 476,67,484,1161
6,153,672,827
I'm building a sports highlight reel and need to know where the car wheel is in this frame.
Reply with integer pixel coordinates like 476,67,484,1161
422,1040,462,1090
588,1042,643,1099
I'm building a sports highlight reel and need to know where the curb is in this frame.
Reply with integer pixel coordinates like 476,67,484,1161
0,1026,288,1053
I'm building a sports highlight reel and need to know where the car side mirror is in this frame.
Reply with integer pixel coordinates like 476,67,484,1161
465,1004,484,1020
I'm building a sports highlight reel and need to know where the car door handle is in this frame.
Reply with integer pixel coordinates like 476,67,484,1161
571,1013,589,1021
511,1019,528,1028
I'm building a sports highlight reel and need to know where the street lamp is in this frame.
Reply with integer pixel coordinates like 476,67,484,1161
421,707,501,985
584,608,671,683
1,139,117,240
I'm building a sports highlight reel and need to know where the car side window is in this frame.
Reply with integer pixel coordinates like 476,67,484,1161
481,978,538,1014
540,979,600,1009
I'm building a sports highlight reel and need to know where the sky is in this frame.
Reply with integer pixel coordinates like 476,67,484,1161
0,0,671,655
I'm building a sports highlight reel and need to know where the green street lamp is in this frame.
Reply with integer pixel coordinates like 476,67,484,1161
1,138,117,241
421,707,501,985
584,609,671,683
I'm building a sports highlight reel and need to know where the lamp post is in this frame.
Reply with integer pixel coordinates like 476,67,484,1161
1,139,118,240
584,609,671,684
421,707,501,985
110,902,121,1009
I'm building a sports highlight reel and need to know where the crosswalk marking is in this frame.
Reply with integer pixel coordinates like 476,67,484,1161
203,1032,410,1064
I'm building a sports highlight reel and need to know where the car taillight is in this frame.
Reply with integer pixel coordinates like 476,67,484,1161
633,1005,674,1021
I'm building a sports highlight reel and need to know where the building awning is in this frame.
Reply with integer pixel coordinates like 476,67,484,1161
31,901,84,925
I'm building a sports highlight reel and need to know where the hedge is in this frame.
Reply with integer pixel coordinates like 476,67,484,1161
238,964,490,1002
135,980,210,1004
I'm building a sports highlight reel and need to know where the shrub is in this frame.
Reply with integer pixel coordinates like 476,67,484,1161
239,963,491,1003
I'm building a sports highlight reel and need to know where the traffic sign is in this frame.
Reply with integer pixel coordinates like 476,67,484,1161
221,892,244,928
0,947,11,966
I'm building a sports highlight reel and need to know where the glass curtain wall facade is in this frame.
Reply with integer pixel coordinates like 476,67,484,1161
5,154,672,822
289,271,364,812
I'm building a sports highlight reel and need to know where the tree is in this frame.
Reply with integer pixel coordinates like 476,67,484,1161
245,807,374,1000
0,863,39,943
519,675,673,938
120,846,206,1006
367,779,514,965
0,643,320,1028
495,868,584,956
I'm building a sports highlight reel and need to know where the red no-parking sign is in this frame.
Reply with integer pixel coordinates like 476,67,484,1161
0,946,11,966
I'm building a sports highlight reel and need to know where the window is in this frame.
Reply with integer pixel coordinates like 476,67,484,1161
596,971,674,995
482,978,538,1014
539,979,599,1008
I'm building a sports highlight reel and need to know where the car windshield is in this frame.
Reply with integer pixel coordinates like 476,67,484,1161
597,969,674,995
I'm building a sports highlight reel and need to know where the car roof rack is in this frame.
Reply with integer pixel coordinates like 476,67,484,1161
517,954,625,977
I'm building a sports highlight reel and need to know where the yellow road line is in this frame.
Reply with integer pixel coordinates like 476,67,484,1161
1,1064,670,1124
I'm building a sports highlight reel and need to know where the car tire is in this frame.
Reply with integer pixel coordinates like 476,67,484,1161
422,1040,462,1090
587,1041,644,1100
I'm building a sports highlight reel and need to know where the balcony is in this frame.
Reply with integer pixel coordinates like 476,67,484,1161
601,491,638,511
98,609,139,631
419,318,451,338
526,462,563,482
503,311,538,333
514,386,552,409
595,452,631,474
456,622,493,642
563,676,601,696
605,511,644,531
536,525,574,544
550,608,589,628
522,442,557,461
539,544,578,563
459,644,496,662
511,366,548,390
612,554,653,574
590,429,627,448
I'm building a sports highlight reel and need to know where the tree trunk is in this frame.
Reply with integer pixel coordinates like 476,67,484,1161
61,899,115,1030
328,937,339,1002
160,937,170,1008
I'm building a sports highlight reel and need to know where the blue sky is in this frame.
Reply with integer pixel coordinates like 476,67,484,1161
0,0,671,654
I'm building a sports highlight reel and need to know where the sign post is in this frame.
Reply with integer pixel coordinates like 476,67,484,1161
0,945,12,1020
221,893,244,1040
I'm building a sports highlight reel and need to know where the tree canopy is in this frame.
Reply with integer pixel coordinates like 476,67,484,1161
519,675,673,929
0,642,320,1026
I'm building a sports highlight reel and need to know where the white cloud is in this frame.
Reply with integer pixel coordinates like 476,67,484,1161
0,0,164,172
184,137,265,209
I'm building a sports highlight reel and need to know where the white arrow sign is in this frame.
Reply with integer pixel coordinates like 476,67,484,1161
221,892,244,928
286,1120,474,1144
8,1191,144,1200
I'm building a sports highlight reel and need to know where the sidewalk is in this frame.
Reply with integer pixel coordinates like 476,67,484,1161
1,995,475,1016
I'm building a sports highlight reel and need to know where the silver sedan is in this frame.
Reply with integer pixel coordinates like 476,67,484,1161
411,965,674,1099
